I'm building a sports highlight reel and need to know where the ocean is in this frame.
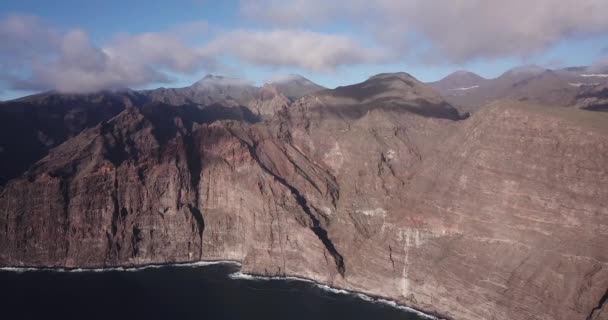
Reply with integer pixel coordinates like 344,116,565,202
0,262,430,320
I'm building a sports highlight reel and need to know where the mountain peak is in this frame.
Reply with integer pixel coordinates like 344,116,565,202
325,71,445,105
431,70,486,89
453,70,475,75
192,75,253,89
268,74,325,99
501,65,547,78
443,70,485,81
269,74,310,84
368,72,418,82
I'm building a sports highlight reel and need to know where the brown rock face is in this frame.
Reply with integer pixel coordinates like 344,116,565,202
248,84,291,118
1,74,607,320
269,74,326,100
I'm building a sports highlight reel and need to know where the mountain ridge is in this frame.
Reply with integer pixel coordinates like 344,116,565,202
428,65,608,112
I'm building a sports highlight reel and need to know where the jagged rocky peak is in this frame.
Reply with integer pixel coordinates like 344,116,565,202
258,83,283,100
248,83,291,118
268,74,326,100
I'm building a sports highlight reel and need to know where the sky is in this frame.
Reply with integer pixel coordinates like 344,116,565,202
1,0,608,100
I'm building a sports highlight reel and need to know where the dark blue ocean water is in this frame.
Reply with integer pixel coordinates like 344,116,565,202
0,262,430,320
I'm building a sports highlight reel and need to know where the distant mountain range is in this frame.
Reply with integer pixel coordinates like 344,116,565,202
140,74,326,107
428,65,608,112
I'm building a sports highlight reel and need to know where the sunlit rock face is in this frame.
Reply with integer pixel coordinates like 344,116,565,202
1,74,607,320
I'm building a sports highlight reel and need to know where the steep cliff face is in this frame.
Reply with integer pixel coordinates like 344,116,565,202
273,94,608,320
1,75,607,320
0,101,344,280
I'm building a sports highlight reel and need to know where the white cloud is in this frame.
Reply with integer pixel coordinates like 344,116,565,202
240,0,608,63
106,33,210,73
4,1,608,93
204,29,389,71
0,14,386,92
240,0,341,26
0,15,61,55
0,15,211,93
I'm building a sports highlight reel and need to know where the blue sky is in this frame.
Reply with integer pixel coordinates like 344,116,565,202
1,0,608,100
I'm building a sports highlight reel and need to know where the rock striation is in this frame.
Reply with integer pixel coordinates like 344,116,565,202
1,73,607,320
247,84,292,118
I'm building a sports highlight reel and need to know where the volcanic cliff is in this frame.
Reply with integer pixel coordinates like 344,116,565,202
1,72,607,320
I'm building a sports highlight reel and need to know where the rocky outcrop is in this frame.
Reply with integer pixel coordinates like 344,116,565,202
1,73,607,320
269,74,326,100
247,84,291,118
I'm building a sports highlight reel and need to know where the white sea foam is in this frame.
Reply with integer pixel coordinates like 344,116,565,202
229,272,310,283
0,260,240,273
229,271,440,319
569,82,600,87
315,284,350,295
228,271,260,280
580,74,608,78
449,85,479,91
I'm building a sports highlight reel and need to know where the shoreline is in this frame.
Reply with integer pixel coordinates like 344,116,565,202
1,260,444,320
229,271,443,320
0,260,242,273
